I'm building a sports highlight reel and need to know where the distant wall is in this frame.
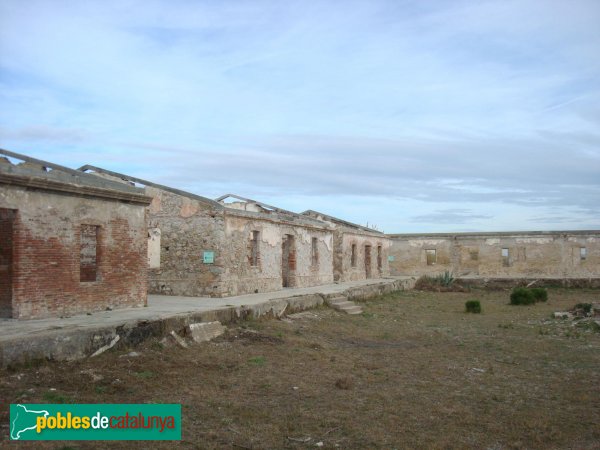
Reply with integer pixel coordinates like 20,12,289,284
388,231,600,279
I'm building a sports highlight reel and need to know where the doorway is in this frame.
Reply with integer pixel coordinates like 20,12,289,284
365,245,372,279
0,209,16,318
282,234,296,288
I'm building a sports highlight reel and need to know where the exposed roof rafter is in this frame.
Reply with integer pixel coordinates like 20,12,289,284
79,164,223,209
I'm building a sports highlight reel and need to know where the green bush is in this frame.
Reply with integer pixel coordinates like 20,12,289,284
530,287,548,302
465,300,481,313
510,287,535,305
575,303,592,313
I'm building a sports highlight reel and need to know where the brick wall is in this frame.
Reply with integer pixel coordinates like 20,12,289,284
0,209,15,317
1,184,148,319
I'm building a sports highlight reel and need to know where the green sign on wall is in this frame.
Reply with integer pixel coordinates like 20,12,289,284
203,251,215,264
388,255,395,262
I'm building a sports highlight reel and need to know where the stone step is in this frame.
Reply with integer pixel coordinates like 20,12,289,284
328,296,348,305
345,306,363,315
330,299,363,315
331,301,355,310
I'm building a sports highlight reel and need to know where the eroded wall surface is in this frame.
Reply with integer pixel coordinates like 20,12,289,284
220,214,334,296
145,187,226,297
388,232,600,278
0,184,148,319
145,187,335,297
336,229,391,282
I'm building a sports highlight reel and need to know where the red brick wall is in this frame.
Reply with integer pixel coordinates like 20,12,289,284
2,187,148,319
0,209,15,317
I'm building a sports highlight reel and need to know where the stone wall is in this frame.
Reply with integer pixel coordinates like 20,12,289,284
388,231,600,279
145,187,226,297
0,184,149,319
220,214,334,296
143,186,335,298
336,229,391,281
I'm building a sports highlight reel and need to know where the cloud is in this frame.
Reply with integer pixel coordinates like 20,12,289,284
1,0,599,231
409,209,494,224
0,125,90,143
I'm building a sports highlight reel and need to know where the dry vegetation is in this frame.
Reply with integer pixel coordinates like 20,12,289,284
1,288,599,449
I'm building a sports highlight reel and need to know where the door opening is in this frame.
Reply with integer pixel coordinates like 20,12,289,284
282,234,296,287
365,245,372,279
0,209,16,318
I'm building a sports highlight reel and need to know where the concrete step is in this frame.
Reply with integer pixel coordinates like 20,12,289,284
329,297,363,315
328,296,348,305
345,306,363,315
331,301,355,310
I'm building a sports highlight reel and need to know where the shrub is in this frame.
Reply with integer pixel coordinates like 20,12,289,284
435,271,455,287
530,287,548,302
414,275,437,290
510,287,535,305
465,300,481,313
575,303,592,313
415,271,468,292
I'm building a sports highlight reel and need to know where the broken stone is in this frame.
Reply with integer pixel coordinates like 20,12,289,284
90,335,120,357
169,330,189,348
188,322,226,343
287,312,320,320
553,312,573,320
80,369,104,382
119,351,141,358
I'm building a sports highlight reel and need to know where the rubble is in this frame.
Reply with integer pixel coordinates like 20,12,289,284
188,322,226,343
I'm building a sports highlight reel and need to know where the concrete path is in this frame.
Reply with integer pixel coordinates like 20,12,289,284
0,277,415,366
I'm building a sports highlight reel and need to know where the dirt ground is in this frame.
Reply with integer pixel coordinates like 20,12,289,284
1,288,599,449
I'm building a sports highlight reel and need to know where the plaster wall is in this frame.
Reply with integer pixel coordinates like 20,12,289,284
389,232,600,278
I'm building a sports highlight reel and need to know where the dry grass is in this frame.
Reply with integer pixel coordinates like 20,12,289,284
1,288,599,449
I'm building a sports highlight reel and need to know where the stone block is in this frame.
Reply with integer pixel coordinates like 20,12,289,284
188,322,226,343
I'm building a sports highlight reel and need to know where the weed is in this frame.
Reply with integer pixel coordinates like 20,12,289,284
510,287,535,305
134,370,155,379
248,356,266,366
42,391,71,403
575,303,592,314
530,287,548,302
95,386,107,394
465,300,481,313
435,270,455,287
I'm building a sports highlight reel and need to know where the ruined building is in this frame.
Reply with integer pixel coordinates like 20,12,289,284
78,167,335,297
302,210,391,282
388,231,600,282
0,150,152,319
4,147,597,321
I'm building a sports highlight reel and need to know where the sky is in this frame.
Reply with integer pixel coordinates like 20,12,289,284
1,0,599,233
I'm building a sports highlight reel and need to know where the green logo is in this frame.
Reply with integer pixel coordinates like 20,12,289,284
10,404,181,440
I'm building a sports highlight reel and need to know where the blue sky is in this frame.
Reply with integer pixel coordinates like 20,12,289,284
1,0,599,232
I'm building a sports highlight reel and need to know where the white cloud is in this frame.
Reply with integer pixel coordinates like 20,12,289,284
1,0,599,231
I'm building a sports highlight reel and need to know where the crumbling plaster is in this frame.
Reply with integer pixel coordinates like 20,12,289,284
388,232,600,278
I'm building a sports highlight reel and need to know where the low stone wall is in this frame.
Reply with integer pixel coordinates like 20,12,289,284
457,277,600,290
0,279,413,367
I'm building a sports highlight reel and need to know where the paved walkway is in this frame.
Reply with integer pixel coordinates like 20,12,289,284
0,278,407,342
